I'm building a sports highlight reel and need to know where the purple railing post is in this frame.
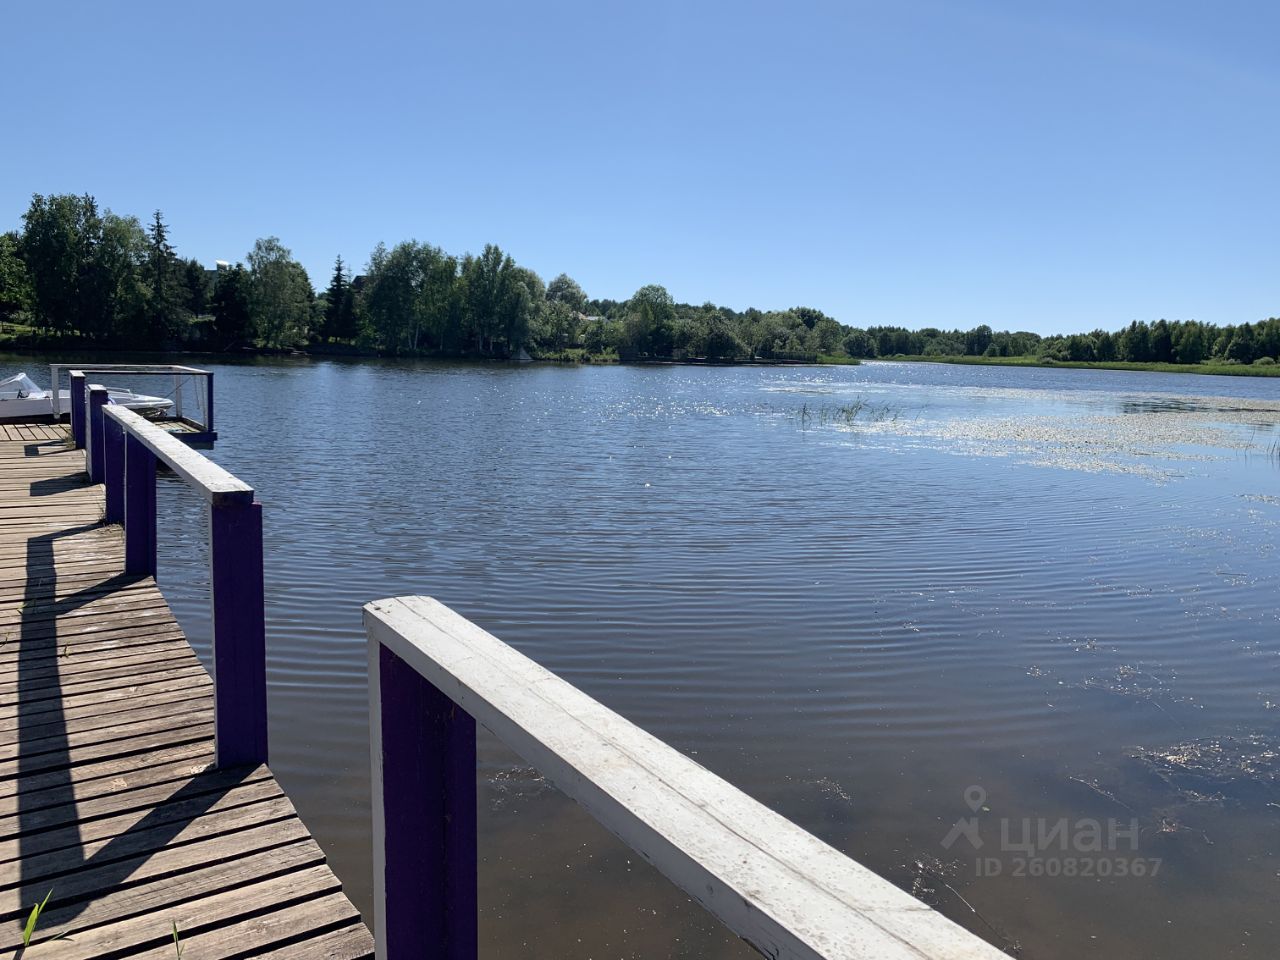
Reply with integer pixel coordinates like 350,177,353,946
70,373,86,448
206,371,215,433
87,386,108,484
210,499,268,767
124,434,157,576
103,412,125,524
371,644,478,960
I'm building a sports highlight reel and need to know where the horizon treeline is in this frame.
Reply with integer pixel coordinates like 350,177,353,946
2,193,1278,367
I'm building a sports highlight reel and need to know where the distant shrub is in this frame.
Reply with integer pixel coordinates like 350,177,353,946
1039,356,1056,365
1254,356,1277,366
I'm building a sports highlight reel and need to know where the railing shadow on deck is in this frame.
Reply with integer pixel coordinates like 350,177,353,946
10,530,255,934
26,474,87,497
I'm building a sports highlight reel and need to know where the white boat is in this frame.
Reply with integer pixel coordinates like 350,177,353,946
0,372,175,421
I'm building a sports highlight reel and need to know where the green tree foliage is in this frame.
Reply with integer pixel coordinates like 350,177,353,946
1093,330,1116,361
363,241,462,353
182,258,211,316
843,329,877,358
547,273,588,313
0,231,32,320
320,255,357,342
13,194,197,346
247,237,312,349
20,193,102,334
458,244,534,356
93,214,150,342
144,210,186,342
1173,323,1205,364
1226,323,1258,363
5,191,1280,367
791,306,831,329
210,264,252,349
687,310,747,360
620,284,676,357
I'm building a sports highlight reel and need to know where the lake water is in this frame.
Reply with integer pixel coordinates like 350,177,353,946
5,355,1279,958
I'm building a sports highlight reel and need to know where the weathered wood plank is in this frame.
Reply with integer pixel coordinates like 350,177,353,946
121,892,365,960
0,816,314,916
0,720,214,781
0,763,272,844
0,669,202,736
1,743,215,813
0,703,215,767
0,669,211,723
0,627,186,673
0,663,205,727
253,921,378,960
1,839,328,951
0,652,202,703
0,778,287,872
9,790,297,890
20,860,345,958
2,608,186,643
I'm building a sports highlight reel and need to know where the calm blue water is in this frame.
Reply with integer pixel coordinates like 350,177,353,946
4,355,1279,958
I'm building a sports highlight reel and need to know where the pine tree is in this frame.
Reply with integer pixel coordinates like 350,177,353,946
322,255,348,342
146,210,183,340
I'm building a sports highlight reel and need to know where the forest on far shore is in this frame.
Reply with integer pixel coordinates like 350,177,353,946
2,193,1278,370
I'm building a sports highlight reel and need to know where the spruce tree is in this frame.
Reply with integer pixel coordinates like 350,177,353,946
146,210,182,340
322,255,348,342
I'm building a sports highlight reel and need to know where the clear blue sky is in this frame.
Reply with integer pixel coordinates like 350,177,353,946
3,0,1276,334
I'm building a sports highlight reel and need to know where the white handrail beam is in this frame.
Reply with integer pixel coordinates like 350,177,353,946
104,405,251,505
365,596,1006,960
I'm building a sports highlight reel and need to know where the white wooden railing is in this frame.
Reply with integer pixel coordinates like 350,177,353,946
364,596,1007,960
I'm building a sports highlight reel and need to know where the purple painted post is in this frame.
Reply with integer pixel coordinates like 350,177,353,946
210,499,268,767
206,371,215,433
375,644,478,960
70,373,86,449
87,387,108,484
124,434,157,576
103,413,125,524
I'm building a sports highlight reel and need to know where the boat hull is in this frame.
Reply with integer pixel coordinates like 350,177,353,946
1,390,174,423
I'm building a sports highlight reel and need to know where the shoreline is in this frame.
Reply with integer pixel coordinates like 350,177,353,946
0,337,859,368
876,355,1280,378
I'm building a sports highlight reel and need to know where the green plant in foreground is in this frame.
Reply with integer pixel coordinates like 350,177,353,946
22,889,52,946
21,888,71,948
172,920,184,958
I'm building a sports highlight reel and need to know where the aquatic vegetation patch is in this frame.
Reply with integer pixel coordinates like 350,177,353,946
791,399,904,428
1082,664,1177,702
1134,734,1280,792
826,397,1280,480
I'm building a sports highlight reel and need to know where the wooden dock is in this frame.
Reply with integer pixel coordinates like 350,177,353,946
0,422,374,957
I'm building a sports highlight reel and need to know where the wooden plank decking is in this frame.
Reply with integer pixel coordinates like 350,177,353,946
0,423,374,958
